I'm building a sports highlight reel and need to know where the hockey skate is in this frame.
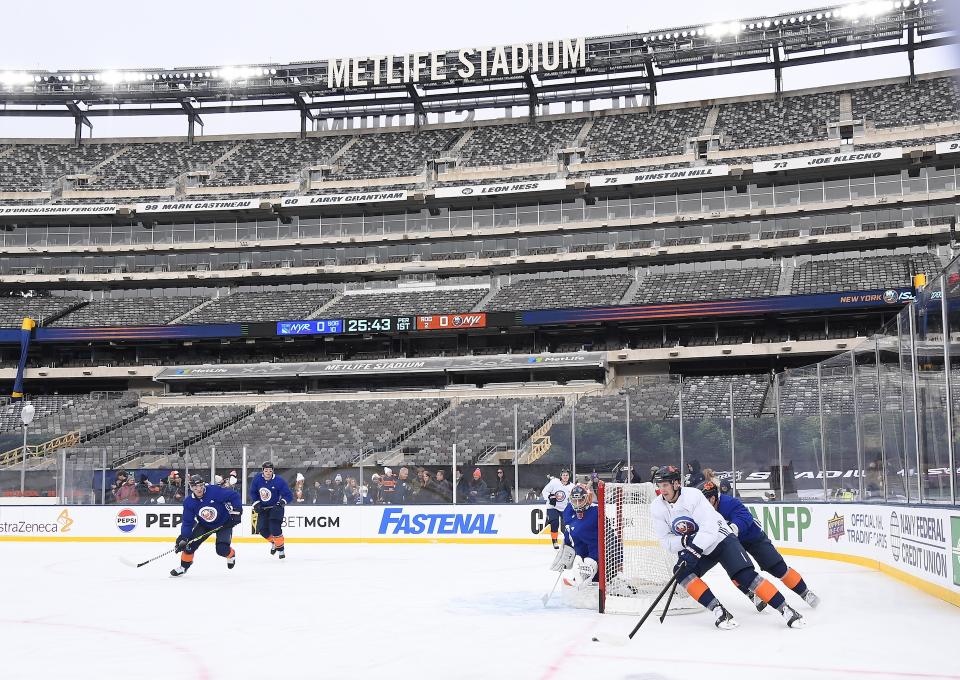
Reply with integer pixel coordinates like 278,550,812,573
802,590,820,608
713,605,738,630
780,604,805,628
170,566,188,577
750,592,768,613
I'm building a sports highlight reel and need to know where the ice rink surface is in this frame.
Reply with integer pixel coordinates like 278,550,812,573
0,541,956,680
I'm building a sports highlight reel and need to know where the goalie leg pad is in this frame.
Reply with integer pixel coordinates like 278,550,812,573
550,544,576,572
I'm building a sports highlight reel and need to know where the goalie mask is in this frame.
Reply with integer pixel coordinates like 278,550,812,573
570,484,590,516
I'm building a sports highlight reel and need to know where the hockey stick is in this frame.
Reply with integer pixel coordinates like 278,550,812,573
119,526,220,569
542,524,573,607
591,573,679,645
658,579,679,623
541,572,563,607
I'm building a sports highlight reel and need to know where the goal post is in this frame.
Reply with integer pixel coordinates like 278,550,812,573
596,481,700,615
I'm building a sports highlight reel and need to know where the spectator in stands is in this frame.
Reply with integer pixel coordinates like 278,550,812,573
865,458,884,497
312,479,332,504
467,468,489,504
332,473,345,501
649,466,659,483
492,468,512,503
525,488,539,502
616,465,643,483
136,474,158,502
357,484,374,504
160,471,183,504
455,468,470,503
413,468,438,503
380,467,398,504
395,466,411,504
343,477,360,505
227,470,239,490
686,460,705,488
112,470,139,504
701,468,719,489
434,469,452,502
370,473,383,504
294,473,307,503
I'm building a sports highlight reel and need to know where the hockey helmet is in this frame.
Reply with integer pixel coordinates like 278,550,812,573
570,484,590,511
701,481,720,501
653,465,682,484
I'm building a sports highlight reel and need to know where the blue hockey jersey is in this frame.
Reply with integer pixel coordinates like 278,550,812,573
180,484,242,538
715,493,763,543
250,473,293,509
562,503,599,562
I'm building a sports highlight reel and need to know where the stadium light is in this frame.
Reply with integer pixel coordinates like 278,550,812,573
0,71,32,87
837,1,896,19
706,21,742,38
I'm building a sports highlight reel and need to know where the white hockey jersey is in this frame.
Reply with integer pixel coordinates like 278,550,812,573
541,478,575,512
651,486,731,556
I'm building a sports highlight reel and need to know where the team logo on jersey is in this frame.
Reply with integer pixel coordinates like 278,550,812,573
671,516,699,536
198,506,218,523
116,508,138,533
259,488,272,502
555,490,567,502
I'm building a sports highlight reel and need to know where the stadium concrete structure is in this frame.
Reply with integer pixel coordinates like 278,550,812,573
0,2,958,491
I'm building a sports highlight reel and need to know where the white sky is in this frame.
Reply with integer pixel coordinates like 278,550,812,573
1,0,957,139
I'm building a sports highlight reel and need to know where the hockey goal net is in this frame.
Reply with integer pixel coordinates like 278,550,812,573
597,481,700,615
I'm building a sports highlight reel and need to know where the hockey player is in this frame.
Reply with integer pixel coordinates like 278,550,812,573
701,481,820,610
651,465,804,629
549,485,598,585
250,461,293,559
170,474,242,577
541,469,574,549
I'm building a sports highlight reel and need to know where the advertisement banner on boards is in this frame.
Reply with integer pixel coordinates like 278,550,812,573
749,503,959,599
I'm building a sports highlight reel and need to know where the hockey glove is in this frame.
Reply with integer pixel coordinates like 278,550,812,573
174,536,189,553
251,501,262,515
674,546,702,578
277,498,287,508
228,509,242,527
547,493,558,507
576,557,598,588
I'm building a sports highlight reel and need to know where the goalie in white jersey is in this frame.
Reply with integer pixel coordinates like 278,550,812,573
651,465,804,630
541,470,574,549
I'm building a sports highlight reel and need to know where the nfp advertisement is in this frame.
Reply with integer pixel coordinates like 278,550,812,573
749,503,960,606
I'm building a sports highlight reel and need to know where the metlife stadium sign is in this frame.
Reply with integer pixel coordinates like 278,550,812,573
153,352,605,380
324,39,585,89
